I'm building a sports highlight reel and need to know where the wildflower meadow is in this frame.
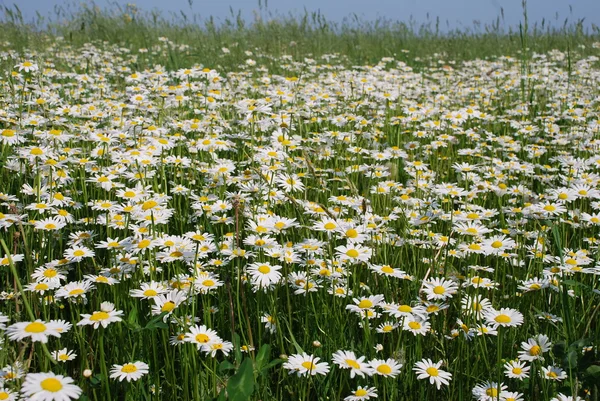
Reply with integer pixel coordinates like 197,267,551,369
0,3,599,401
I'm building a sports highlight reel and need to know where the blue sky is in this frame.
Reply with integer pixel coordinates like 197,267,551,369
6,0,600,31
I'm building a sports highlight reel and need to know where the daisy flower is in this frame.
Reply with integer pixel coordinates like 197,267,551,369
34,217,67,231
346,295,385,315
6,320,63,343
369,358,403,378
129,281,168,299
502,391,524,401
413,358,453,389
55,280,95,300
344,386,378,401
540,365,567,381
403,315,431,336
518,334,552,361
151,289,188,317
20,372,82,400
0,312,9,329
31,266,67,285
472,381,507,401
0,387,16,401
276,173,304,193
15,61,38,73
483,308,524,328
52,348,77,363
503,360,530,380
184,324,221,350
247,262,283,290
550,395,584,401
335,244,372,263
331,350,374,378
421,277,459,300
283,353,330,376
110,361,149,382
203,339,234,357
77,302,124,329
63,246,95,262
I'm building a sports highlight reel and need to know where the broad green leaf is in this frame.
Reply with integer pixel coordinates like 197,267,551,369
227,358,255,401
255,344,270,371
585,365,600,378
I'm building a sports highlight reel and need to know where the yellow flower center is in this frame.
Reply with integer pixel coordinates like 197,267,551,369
529,345,541,355
355,389,368,396
143,289,158,297
512,367,522,375
301,361,316,371
346,229,358,238
408,321,422,330
324,222,336,230
90,311,110,321
426,367,439,376
376,364,392,375
358,300,373,309
25,322,46,333
491,241,503,248
195,334,210,343
258,265,271,274
121,364,138,373
142,200,158,210
73,250,85,257
381,265,394,274
40,378,63,392
346,359,360,369
69,288,84,295
161,301,176,312
494,314,511,324
486,388,498,397
346,249,359,258
433,285,445,295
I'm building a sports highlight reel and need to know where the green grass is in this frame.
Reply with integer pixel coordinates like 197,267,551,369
1,1,599,70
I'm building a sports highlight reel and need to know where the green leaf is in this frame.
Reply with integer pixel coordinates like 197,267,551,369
553,341,566,358
232,332,242,366
216,388,227,401
585,365,600,378
126,305,141,330
227,358,255,401
219,360,236,373
145,312,169,330
261,358,284,372
563,350,578,369
562,280,590,290
255,344,270,371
